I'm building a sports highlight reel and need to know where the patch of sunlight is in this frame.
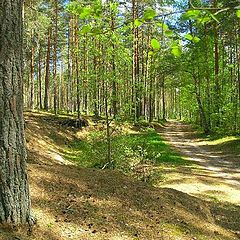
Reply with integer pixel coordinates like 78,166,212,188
200,136,239,146
48,152,73,165
110,236,132,240
63,148,82,155
89,197,123,209
31,182,48,199
204,166,222,172
162,181,240,205
76,129,90,138
185,156,207,163
57,131,73,139
126,128,140,135
37,138,59,151
32,208,88,239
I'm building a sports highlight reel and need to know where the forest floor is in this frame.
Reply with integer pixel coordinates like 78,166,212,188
0,112,240,240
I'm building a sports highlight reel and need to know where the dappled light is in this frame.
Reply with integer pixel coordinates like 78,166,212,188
1,111,239,239
28,164,239,240
12,113,238,239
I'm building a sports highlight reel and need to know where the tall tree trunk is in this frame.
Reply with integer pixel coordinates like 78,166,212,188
44,27,51,111
132,0,140,121
213,0,220,126
38,43,42,109
93,36,99,117
162,76,166,121
67,19,72,113
74,17,80,121
0,0,31,225
110,4,117,118
30,29,35,110
53,0,58,115
149,61,154,123
193,73,210,134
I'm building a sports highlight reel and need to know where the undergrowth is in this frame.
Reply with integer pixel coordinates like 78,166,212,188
62,126,191,183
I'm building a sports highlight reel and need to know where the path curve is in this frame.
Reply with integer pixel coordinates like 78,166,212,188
158,121,240,205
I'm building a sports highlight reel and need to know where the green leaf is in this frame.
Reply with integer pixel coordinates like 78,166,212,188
184,34,200,43
183,10,201,20
81,25,91,34
197,16,211,24
93,5,102,18
92,27,102,35
184,33,193,41
209,13,219,23
66,1,82,15
171,46,182,57
143,8,157,21
80,7,92,19
110,2,118,12
151,38,160,50
237,10,240,18
192,36,201,43
134,19,143,27
148,51,154,56
162,23,169,31
165,30,173,37
156,22,169,30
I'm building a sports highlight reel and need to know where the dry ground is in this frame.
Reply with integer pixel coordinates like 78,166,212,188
0,113,239,240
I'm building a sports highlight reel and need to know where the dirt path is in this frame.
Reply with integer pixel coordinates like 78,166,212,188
158,121,240,205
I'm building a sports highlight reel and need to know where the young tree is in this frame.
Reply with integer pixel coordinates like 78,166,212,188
0,0,31,225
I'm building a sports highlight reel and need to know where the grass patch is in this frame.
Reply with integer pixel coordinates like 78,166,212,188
201,136,240,155
203,136,239,145
62,127,191,174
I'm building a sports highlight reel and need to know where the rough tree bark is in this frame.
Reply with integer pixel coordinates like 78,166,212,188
0,0,31,224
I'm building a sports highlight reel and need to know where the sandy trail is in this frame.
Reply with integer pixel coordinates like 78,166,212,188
158,121,240,205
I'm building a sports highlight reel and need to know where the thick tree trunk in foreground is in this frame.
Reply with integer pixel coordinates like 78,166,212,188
0,0,31,224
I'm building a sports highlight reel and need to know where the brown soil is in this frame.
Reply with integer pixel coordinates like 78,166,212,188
0,113,239,240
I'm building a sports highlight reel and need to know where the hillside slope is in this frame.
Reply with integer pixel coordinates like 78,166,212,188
0,112,239,240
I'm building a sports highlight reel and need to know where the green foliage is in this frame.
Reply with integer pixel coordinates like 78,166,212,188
156,21,169,31
185,34,201,43
81,25,92,34
110,2,118,13
23,0,240,136
134,19,143,28
184,33,193,41
182,10,201,20
142,8,157,21
79,7,92,19
66,1,102,19
165,29,174,37
62,127,190,176
192,36,200,43
237,10,240,18
171,45,182,57
151,38,160,50
182,9,220,25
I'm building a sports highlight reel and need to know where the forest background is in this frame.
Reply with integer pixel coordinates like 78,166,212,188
23,0,240,134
